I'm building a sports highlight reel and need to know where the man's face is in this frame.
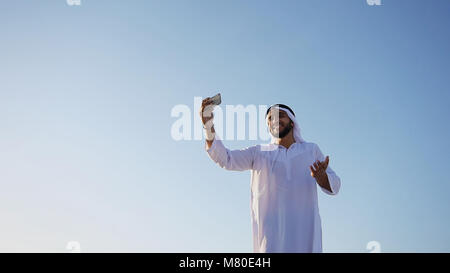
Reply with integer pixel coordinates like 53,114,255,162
267,109,293,138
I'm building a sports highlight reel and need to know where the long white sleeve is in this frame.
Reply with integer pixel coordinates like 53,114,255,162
314,143,341,195
206,137,258,171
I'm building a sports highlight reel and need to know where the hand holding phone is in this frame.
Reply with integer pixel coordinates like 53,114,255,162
200,93,221,127
210,93,221,105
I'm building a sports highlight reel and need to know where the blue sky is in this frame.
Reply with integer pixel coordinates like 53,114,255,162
0,0,449,252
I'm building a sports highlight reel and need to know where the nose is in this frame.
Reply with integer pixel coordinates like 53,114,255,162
271,120,283,129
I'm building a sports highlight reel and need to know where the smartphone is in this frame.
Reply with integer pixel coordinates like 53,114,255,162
210,93,221,105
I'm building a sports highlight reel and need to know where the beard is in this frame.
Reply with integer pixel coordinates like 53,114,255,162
271,122,293,139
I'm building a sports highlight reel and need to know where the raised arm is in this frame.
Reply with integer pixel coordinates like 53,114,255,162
199,97,257,171
206,138,257,171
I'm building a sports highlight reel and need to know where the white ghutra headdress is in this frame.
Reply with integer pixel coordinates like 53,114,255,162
265,104,306,144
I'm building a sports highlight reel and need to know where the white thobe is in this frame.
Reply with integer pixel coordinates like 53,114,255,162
206,138,341,253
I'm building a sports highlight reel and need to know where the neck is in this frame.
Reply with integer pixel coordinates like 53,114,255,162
274,131,295,149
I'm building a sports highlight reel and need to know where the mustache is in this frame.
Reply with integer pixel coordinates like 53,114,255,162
270,122,293,138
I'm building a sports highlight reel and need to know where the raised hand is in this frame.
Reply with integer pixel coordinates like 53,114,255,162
309,156,329,179
199,97,215,127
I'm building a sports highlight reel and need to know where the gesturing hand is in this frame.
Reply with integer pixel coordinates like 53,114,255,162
309,156,329,179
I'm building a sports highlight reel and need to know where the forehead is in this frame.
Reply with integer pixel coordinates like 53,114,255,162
267,109,288,117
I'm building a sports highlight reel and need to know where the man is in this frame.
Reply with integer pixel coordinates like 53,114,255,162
200,97,341,253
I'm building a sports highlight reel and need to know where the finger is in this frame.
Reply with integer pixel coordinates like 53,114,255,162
319,159,327,169
318,162,324,172
317,161,327,173
203,105,215,116
324,156,329,168
309,165,316,173
313,162,319,172
317,157,328,170
317,159,323,167
314,161,320,170
202,114,214,123
199,106,207,116
202,97,212,106
203,112,214,119
200,101,206,112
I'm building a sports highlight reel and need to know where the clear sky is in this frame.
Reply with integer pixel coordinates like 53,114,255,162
1,0,449,252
